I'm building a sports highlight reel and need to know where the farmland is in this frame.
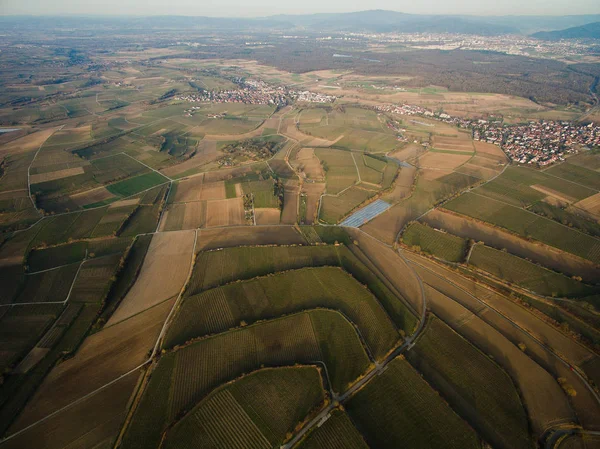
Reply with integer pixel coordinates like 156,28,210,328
298,409,369,449
2,28,600,449
123,310,369,449
407,318,531,449
346,357,481,449
165,267,400,359
401,222,467,262
469,244,598,298
163,367,325,449
444,192,600,264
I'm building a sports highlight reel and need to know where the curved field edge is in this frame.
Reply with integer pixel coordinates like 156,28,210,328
185,243,418,334
165,266,400,360
346,356,482,449
296,409,370,449
120,310,370,449
163,366,326,449
407,316,532,449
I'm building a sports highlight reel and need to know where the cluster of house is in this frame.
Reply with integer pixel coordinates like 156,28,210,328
473,121,600,165
175,79,335,106
375,103,600,165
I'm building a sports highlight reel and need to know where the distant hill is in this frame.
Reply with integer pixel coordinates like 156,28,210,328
272,10,519,35
3,11,600,36
532,21,600,40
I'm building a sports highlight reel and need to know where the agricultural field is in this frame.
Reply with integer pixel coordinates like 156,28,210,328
401,222,467,262
3,37,600,449
163,367,325,449
422,208,600,283
298,106,400,153
346,357,481,449
469,244,598,298
123,310,369,449
407,318,531,449
314,148,358,194
165,267,400,359
444,192,600,264
298,409,369,449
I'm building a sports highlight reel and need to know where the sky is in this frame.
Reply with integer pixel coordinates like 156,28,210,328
1,0,600,17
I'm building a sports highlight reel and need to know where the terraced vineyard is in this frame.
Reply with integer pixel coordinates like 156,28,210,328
2,33,600,449
402,222,467,262
166,267,399,359
298,410,369,449
123,310,370,449
469,244,597,298
346,357,481,449
407,318,531,449
164,367,325,449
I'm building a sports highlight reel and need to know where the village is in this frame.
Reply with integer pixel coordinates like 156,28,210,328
175,78,336,107
376,103,600,166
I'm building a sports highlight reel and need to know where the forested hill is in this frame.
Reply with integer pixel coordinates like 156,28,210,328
532,22,600,40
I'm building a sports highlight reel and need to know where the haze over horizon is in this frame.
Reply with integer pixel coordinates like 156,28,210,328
1,0,600,17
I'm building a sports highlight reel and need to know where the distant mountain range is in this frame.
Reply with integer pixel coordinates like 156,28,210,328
3,10,600,36
532,21,600,40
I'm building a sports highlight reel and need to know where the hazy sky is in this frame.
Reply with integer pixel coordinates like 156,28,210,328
1,0,599,17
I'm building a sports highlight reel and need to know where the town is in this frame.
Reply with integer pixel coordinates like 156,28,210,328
376,103,600,166
175,78,336,107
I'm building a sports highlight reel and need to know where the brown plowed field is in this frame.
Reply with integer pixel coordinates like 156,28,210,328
422,209,600,283
3,372,139,449
281,184,299,224
303,182,325,225
160,140,219,178
361,203,413,245
172,177,225,204
294,148,325,179
575,193,600,217
255,208,281,225
12,298,174,431
418,152,472,170
182,201,207,229
205,198,245,227
70,187,115,207
346,228,422,314
107,230,194,325
385,165,416,202
474,141,508,162
30,167,85,184
0,127,59,157
389,144,426,162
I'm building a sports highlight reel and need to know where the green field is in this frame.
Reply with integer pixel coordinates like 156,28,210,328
402,223,467,262
477,166,596,207
314,148,358,194
125,310,369,449
546,161,600,190
188,244,416,333
444,192,600,264
530,201,600,238
469,244,597,297
14,264,80,303
167,267,399,359
163,367,325,449
242,179,280,208
407,318,531,449
298,409,369,449
106,171,169,197
346,357,481,449
320,187,375,224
